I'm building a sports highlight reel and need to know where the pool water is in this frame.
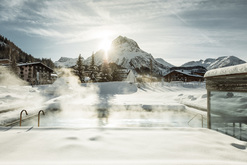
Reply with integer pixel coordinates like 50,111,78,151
21,109,207,128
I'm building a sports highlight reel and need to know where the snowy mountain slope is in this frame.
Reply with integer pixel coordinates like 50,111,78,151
84,36,171,75
155,58,174,68
54,57,80,67
207,56,246,70
181,56,246,70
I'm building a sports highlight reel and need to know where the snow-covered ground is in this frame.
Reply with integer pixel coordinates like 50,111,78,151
0,127,246,165
0,79,246,164
0,80,207,127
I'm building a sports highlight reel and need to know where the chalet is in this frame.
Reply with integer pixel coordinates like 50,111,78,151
116,68,129,79
17,62,54,85
163,66,207,82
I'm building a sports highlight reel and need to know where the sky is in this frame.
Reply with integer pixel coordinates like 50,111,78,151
0,0,247,66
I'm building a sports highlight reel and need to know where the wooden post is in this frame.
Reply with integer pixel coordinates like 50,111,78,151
207,90,211,129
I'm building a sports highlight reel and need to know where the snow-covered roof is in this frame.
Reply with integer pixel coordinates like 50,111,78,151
204,63,247,78
164,70,203,78
17,62,54,71
17,62,41,66
0,59,11,61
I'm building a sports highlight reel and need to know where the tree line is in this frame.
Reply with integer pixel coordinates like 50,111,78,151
0,34,55,68
73,53,126,83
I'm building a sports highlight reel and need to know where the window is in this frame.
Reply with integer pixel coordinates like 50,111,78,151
210,91,247,141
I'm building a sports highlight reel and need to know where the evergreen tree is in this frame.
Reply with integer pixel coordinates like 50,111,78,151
89,52,97,82
91,52,95,67
75,54,85,83
110,63,122,81
100,59,112,82
111,70,122,81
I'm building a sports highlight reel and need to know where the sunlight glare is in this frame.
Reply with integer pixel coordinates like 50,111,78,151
99,38,111,52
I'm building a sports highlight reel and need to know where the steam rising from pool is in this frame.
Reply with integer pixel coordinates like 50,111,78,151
0,66,27,86
5,68,205,128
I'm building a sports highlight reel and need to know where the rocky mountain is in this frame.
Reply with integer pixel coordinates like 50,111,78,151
84,36,171,75
54,57,80,68
54,36,246,75
181,56,246,70
155,58,174,68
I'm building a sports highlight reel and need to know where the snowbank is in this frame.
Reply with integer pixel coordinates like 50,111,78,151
1,81,246,164
0,127,246,164
204,63,247,77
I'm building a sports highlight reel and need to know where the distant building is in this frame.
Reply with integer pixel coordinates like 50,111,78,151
51,73,58,84
0,59,11,66
17,62,54,85
117,68,129,79
163,66,207,82
125,70,136,83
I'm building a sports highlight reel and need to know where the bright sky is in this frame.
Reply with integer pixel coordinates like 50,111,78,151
0,0,247,66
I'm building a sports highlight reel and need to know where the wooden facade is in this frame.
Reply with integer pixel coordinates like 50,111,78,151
205,73,247,92
164,70,204,82
18,62,53,85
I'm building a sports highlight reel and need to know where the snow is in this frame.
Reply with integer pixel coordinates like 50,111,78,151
0,41,7,47
0,78,247,164
163,70,203,78
125,70,136,83
204,63,247,77
182,56,246,70
54,57,79,67
155,58,174,68
0,81,208,126
83,36,171,75
0,127,246,164
17,62,41,66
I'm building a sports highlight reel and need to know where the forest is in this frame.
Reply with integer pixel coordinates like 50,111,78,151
0,34,54,68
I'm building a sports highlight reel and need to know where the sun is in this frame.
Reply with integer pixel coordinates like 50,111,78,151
99,38,111,52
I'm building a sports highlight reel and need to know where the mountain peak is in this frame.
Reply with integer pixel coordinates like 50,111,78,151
111,36,140,51
55,57,80,67
181,56,246,70
58,57,77,62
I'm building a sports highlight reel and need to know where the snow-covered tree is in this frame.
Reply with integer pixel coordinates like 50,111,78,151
89,52,98,82
74,54,85,83
100,60,112,82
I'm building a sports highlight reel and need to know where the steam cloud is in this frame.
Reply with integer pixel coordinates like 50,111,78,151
0,66,27,86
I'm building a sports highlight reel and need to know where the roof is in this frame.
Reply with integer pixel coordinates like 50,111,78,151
164,70,203,78
17,62,41,66
204,63,247,78
17,62,53,72
51,74,58,77
0,59,11,62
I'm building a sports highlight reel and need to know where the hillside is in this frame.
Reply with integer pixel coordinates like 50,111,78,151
181,56,246,70
0,34,54,68
155,58,174,68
